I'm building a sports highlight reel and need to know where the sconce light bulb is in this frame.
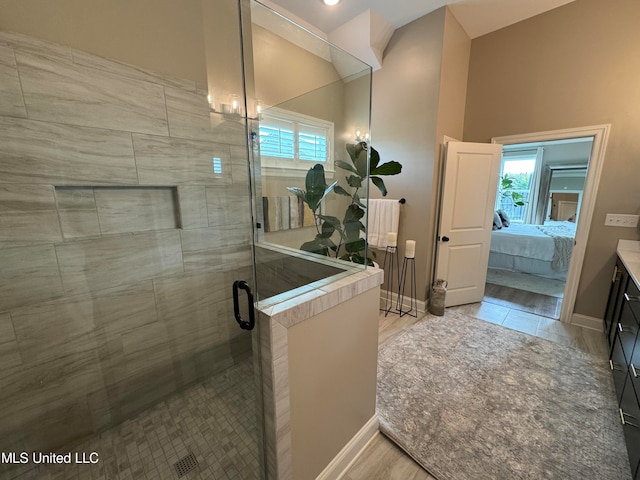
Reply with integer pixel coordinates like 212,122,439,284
365,132,370,141
356,130,361,139
256,104,262,114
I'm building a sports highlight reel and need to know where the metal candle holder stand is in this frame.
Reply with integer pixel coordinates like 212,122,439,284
397,256,417,318
380,245,400,316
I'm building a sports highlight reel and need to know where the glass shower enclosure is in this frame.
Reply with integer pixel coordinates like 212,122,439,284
0,0,372,479
247,1,373,300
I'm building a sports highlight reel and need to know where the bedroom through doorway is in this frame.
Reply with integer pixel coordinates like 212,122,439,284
484,136,594,320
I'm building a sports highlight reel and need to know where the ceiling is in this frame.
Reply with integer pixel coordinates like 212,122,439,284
266,0,576,39
504,137,593,166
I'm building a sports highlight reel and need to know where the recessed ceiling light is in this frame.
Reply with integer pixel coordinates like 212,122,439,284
323,0,340,5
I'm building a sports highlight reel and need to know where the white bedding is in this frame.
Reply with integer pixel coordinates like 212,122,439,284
490,221,577,269
490,223,555,261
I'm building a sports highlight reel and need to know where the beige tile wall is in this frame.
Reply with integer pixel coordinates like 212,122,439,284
0,29,357,466
0,30,254,454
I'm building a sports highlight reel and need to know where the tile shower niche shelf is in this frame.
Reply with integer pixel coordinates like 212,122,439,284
55,185,181,238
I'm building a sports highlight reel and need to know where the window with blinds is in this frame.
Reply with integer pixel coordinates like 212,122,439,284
258,108,333,171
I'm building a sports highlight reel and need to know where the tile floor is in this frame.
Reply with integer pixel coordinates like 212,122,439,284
4,298,608,480
378,300,608,357
5,360,260,480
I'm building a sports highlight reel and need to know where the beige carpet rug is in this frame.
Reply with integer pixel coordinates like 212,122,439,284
377,309,631,480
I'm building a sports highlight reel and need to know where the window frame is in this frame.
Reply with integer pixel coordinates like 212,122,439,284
496,151,538,223
258,107,334,173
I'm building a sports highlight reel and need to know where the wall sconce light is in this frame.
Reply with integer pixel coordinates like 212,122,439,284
207,93,216,112
231,95,240,114
355,130,369,142
218,94,243,116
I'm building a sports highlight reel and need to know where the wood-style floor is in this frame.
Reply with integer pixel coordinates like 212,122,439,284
341,301,608,479
484,282,562,319
341,432,436,480
343,309,434,480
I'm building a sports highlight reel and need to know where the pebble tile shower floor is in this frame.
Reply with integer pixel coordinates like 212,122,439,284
6,360,260,480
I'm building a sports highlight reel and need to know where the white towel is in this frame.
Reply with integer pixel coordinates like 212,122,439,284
367,199,401,248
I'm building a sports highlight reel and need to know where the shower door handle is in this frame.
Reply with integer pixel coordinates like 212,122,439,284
232,280,255,331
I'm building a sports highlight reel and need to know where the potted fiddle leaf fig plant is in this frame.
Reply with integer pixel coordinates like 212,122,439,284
287,142,402,265
286,164,339,256
499,174,526,208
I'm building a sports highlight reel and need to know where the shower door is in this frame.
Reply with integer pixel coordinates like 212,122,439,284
0,1,264,479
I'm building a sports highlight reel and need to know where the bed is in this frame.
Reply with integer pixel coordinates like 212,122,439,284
489,221,577,280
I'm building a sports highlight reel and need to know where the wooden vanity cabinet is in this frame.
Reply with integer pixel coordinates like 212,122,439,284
607,257,640,478
605,258,630,347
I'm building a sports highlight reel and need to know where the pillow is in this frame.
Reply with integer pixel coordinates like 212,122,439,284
493,211,503,230
497,209,510,227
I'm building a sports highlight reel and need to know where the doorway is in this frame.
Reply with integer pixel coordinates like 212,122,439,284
487,125,609,325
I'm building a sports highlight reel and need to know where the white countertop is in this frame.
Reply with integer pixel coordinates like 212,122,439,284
617,240,640,290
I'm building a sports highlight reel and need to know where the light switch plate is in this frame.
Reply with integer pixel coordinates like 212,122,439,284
604,214,639,228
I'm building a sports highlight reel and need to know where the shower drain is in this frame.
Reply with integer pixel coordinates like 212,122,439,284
174,453,199,477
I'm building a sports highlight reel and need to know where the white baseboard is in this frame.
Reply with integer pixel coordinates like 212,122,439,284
571,313,603,332
315,415,379,480
380,289,427,315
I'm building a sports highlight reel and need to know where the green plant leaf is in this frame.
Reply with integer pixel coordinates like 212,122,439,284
371,161,402,176
304,164,327,212
343,204,365,223
353,193,366,208
345,238,366,253
335,160,359,175
370,176,387,196
318,215,345,239
334,185,351,196
501,175,514,189
303,165,338,213
286,187,306,203
346,142,367,164
347,142,368,178
317,180,338,209
347,175,362,188
344,225,360,242
343,204,365,242
300,238,328,256
318,221,335,238
318,236,337,249
305,164,326,192
318,215,341,228
354,149,368,178
349,253,368,265
369,146,381,172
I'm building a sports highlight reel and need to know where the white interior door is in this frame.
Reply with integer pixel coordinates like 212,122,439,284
436,142,502,306
557,200,578,220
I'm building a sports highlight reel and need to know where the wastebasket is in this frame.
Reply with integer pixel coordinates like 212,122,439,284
429,279,447,316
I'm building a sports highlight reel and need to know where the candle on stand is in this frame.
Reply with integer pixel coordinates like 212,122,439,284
405,240,416,258
387,232,397,247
